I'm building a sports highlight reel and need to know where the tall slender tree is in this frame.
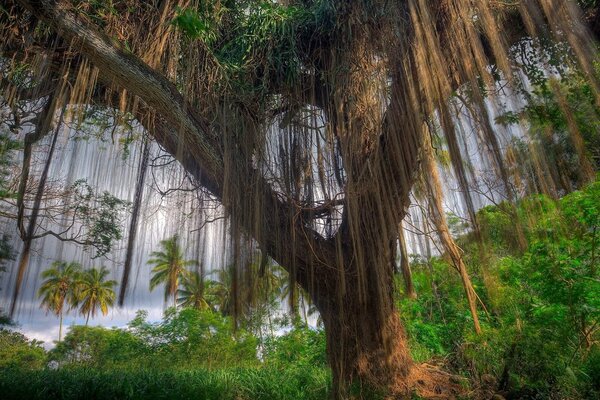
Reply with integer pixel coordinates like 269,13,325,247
148,235,196,308
76,267,117,325
38,261,81,342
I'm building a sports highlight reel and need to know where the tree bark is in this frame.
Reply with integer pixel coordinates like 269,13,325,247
11,102,64,316
58,310,63,342
119,138,150,306
310,253,414,398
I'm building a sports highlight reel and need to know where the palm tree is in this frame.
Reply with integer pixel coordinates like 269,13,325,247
208,260,282,317
38,261,81,342
206,267,234,316
76,267,117,325
148,235,196,307
177,271,215,310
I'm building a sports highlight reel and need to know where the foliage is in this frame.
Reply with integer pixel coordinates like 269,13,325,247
498,59,600,193
38,261,81,318
0,128,20,199
0,233,13,265
398,178,600,398
170,0,333,97
75,266,117,323
70,179,131,258
177,271,214,310
0,127,19,266
206,259,283,336
129,308,259,369
147,235,197,306
50,308,258,370
0,329,46,370
49,325,145,368
262,325,327,369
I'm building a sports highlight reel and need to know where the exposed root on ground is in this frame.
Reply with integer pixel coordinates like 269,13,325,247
385,362,473,399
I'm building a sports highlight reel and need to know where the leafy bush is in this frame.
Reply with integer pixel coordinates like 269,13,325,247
262,325,327,368
0,329,46,370
50,308,259,369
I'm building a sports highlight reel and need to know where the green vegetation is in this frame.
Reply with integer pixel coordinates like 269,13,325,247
76,266,117,325
399,179,600,398
38,262,84,342
70,179,131,258
0,329,45,371
0,307,330,400
0,368,330,400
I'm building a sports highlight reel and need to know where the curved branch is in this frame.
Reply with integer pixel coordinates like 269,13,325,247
17,0,223,183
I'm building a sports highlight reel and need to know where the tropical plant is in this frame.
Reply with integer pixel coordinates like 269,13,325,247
206,267,234,317
177,271,215,311
75,266,117,325
148,235,196,307
0,328,46,370
38,261,81,341
208,260,282,316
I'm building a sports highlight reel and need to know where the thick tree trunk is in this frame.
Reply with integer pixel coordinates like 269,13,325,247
322,309,412,398
309,249,413,398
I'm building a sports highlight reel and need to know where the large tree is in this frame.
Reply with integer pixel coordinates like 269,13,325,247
2,0,599,397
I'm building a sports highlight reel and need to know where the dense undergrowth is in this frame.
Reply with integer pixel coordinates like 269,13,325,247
0,368,330,400
400,178,600,399
1,179,598,399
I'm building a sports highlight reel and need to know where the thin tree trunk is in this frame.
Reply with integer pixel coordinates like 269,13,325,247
119,138,150,305
85,310,90,326
59,311,63,342
11,104,64,316
398,221,417,299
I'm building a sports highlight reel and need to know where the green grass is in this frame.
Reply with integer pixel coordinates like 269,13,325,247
0,367,331,400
